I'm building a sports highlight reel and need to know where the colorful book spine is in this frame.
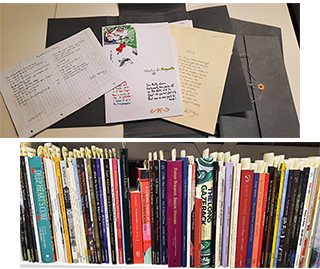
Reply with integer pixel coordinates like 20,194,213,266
153,160,160,264
117,159,126,263
159,159,167,264
120,148,133,265
54,157,73,263
190,163,197,268
29,156,56,263
211,161,219,267
167,160,183,267
235,168,255,268
180,157,189,268
222,161,233,267
252,172,266,268
96,159,109,263
196,158,214,268
138,168,152,264
186,162,193,267
130,191,144,264
194,195,203,268
149,160,155,264
274,167,290,267
216,164,225,268
246,172,260,268
112,158,124,264
103,158,117,264
270,163,286,268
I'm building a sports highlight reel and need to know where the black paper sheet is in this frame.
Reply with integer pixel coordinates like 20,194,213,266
45,4,252,137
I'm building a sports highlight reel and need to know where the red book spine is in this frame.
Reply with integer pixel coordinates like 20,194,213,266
194,196,203,268
167,160,182,267
130,192,144,264
112,159,123,264
235,169,255,268
257,173,270,266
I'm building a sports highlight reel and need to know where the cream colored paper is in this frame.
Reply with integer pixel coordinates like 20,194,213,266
1,28,123,137
165,24,235,134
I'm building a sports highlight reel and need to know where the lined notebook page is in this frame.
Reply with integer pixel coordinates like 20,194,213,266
1,28,124,137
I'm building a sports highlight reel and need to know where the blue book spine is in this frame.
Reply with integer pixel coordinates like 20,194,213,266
274,168,289,268
180,157,189,268
29,156,55,263
246,172,260,268
97,159,109,263
160,160,167,264
117,159,126,263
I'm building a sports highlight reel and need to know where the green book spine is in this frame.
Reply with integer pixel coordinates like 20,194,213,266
120,148,133,264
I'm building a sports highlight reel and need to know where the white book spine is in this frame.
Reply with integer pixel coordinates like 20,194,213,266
186,164,193,267
109,158,119,264
216,165,225,267
100,158,112,263
24,156,42,262
294,167,315,267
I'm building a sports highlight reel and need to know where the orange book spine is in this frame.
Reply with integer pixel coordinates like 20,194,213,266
54,158,72,263
194,196,202,268
251,173,266,267
130,191,144,264
112,159,123,264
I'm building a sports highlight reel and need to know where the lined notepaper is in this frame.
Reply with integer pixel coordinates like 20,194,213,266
1,28,124,137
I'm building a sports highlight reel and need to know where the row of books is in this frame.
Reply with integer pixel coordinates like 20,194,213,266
19,143,320,268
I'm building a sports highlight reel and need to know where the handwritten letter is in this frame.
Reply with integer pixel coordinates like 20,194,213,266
1,28,123,137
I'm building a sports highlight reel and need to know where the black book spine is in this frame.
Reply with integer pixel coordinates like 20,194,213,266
20,156,35,262
120,148,134,264
260,166,275,267
154,160,160,264
277,169,295,265
281,169,300,267
104,158,117,264
289,168,309,267
210,161,219,267
91,159,105,263
190,208,195,268
149,160,155,264
20,199,28,261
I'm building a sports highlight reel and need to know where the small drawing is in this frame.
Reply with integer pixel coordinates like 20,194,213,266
103,24,138,56
119,58,133,67
150,107,170,113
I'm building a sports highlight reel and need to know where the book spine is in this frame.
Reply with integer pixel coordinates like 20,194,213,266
104,158,117,264
190,163,196,268
270,163,286,267
120,148,133,264
186,163,193,267
277,170,294,267
140,171,152,264
194,196,203,268
54,158,73,263
294,167,315,267
252,173,266,268
257,173,270,266
117,159,126,263
211,162,219,267
222,162,233,267
72,158,88,263
196,158,214,268
167,160,183,267
235,169,255,268
153,160,160,264
109,159,119,264
160,160,167,264
181,157,189,268
130,192,144,263
216,165,225,267
112,158,124,264
77,158,96,263
260,167,275,268
289,168,309,267
20,178,30,261
29,156,55,263
246,172,260,268
299,167,320,267
274,168,290,267
96,159,109,263
24,156,42,262
60,160,78,263
100,158,112,264
149,160,155,264
262,167,278,268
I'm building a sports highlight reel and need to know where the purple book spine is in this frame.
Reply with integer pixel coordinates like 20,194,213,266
167,161,182,267
222,162,234,267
